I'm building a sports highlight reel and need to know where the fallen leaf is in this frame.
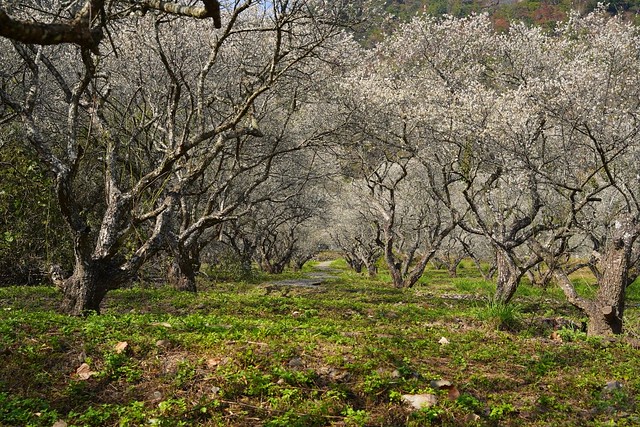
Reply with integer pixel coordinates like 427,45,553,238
114,341,128,354
438,337,450,345
52,421,68,427
207,358,222,368
550,331,562,342
446,385,461,400
75,362,97,380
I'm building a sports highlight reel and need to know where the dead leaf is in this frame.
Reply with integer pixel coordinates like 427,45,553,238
114,341,128,354
438,337,450,345
75,362,97,380
446,385,461,400
52,421,68,427
550,331,563,342
207,358,222,368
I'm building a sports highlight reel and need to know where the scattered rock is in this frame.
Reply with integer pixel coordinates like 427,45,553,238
317,366,350,382
52,421,68,427
288,357,304,369
430,379,452,389
402,393,438,410
155,340,171,349
151,322,172,328
603,380,624,394
438,337,450,345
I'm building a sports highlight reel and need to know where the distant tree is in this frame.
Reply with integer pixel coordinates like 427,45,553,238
330,195,382,278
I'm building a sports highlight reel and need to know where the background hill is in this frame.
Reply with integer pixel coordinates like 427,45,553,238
357,0,640,42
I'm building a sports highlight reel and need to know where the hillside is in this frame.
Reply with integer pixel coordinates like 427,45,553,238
359,0,640,40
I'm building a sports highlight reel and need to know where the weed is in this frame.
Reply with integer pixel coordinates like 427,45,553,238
0,392,59,426
475,297,523,331
342,406,369,427
100,351,142,383
489,402,516,420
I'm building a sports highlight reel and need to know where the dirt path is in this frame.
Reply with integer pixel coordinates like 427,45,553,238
266,260,339,288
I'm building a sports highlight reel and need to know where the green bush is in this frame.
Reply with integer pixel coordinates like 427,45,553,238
0,141,72,285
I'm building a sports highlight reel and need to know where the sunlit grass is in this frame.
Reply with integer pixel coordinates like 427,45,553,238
0,260,638,426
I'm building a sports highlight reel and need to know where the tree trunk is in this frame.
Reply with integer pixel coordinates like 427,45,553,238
494,248,521,303
542,215,638,337
584,215,636,336
352,259,364,273
366,262,377,278
168,256,199,293
60,259,121,315
168,240,201,292
447,260,460,278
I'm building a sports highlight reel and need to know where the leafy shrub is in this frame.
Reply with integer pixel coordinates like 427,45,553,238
0,141,72,285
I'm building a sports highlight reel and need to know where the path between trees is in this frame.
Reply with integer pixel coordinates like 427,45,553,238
266,261,339,288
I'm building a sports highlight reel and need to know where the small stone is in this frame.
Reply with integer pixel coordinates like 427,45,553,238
430,379,452,389
155,340,170,348
288,357,304,368
52,421,68,427
464,414,481,422
438,337,450,345
402,393,438,410
603,380,623,393
210,386,220,395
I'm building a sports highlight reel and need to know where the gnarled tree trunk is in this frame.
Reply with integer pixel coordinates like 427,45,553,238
168,248,200,292
543,214,639,337
60,257,127,315
583,216,636,335
493,247,523,304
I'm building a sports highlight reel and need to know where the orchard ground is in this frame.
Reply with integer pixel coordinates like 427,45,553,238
1,259,639,426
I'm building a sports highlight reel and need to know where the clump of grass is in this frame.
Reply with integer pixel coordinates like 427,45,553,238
475,297,523,331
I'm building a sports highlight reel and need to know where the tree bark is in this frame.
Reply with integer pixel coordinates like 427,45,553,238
583,215,636,335
59,258,124,315
168,250,200,292
366,262,377,278
494,247,522,303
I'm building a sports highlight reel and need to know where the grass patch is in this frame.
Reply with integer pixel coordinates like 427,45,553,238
0,261,639,426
